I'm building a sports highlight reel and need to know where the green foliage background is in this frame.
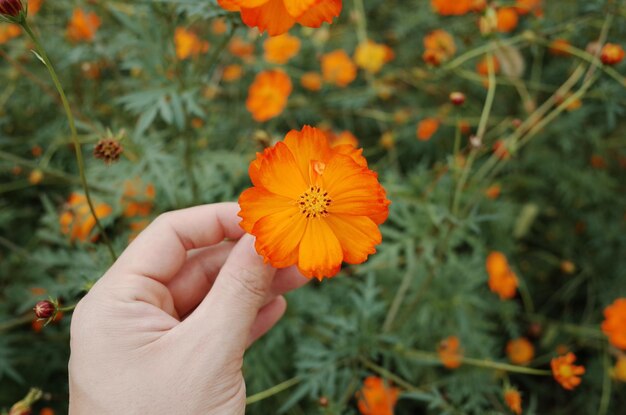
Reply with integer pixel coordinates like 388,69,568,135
1,0,625,413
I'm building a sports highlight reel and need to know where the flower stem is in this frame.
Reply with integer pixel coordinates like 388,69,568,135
22,22,117,262
246,376,301,405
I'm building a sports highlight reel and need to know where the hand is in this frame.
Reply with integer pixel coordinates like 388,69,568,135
69,203,308,414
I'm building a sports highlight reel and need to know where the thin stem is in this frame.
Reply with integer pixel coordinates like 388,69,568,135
360,358,421,392
0,315,32,332
22,22,116,262
246,376,301,405
382,249,414,333
598,346,612,415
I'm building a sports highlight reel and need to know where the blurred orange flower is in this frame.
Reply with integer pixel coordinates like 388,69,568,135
321,49,357,87
601,298,626,349
228,36,255,60
601,43,625,66
515,0,542,16
238,126,389,279
246,69,292,122
486,251,518,299
0,24,20,44
121,179,155,218
263,33,301,64
477,55,501,76
484,184,501,199
174,27,209,60
613,356,626,382
354,40,394,74
438,336,463,369
549,38,572,56
218,0,342,36
431,0,473,16
504,388,522,415
59,193,112,242
551,353,585,390
356,376,400,415
423,29,456,66
29,0,43,15
506,337,535,365
493,140,510,160
416,118,440,141
222,64,243,82
300,71,323,91
496,8,519,33
66,8,101,43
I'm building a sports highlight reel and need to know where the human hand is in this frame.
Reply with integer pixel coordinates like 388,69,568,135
68,203,308,414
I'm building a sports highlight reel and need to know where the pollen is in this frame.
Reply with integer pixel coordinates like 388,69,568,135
298,186,331,218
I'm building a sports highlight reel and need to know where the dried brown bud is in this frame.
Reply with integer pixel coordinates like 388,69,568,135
34,300,55,319
94,138,123,164
449,91,466,106
0,0,23,18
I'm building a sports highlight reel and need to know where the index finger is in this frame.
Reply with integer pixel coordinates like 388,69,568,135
112,202,245,283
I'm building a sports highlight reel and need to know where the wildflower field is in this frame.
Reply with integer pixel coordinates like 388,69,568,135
1,0,626,413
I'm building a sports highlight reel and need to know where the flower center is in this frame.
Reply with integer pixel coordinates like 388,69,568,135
559,365,573,378
298,186,331,218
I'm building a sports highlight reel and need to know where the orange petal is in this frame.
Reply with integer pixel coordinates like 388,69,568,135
238,187,294,232
253,207,306,268
283,0,321,18
217,0,242,11
298,219,343,279
240,0,297,36
296,0,342,28
249,147,273,187
333,144,368,167
283,126,333,184
229,0,270,7
257,142,307,199
325,214,381,264
322,154,389,222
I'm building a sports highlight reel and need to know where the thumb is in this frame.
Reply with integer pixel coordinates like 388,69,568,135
184,234,277,351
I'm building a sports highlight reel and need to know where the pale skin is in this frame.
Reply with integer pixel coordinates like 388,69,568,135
69,203,308,414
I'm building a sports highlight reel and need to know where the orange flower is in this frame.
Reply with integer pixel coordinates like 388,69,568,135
431,0,473,16
423,29,456,66
416,118,440,141
549,38,571,56
601,43,625,66
218,0,342,36
321,49,357,87
486,251,518,300
484,184,501,199
438,336,463,369
476,56,500,76
300,71,323,91
551,353,585,390
356,376,400,415
229,36,255,60
238,126,390,279
39,408,54,415
66,8,101,43
263,33,301,64
504,388,522,415
121,179,155,218
174,27,209,60
29,0,44,15
613,356,626,382
0,23,21,44
59,193,112,242
222,64,244,82
496,8,519,33
493,140,510,160
354,40,394,74
506,337,535,365
211,18,228,35
246,69,293,122
601,298,626,349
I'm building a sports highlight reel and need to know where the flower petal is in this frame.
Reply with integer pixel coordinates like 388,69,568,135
324,214,381,264
322,153,389,223
229,0,270,7
283,126,333,184
298,219,343,279
283,0,321,18
257,142,308,199
253,207,306,268
240,0,296,36
296,0,342,28
238,187,294,232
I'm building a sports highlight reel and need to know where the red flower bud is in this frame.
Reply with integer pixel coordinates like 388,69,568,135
450,91,466,106
33,300,55,319
0,0,23,17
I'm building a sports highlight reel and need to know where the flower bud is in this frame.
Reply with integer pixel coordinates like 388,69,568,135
9,389,42,415
0,0,22,18
33,300,55,319
449,91,466,106
93,137,123,164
